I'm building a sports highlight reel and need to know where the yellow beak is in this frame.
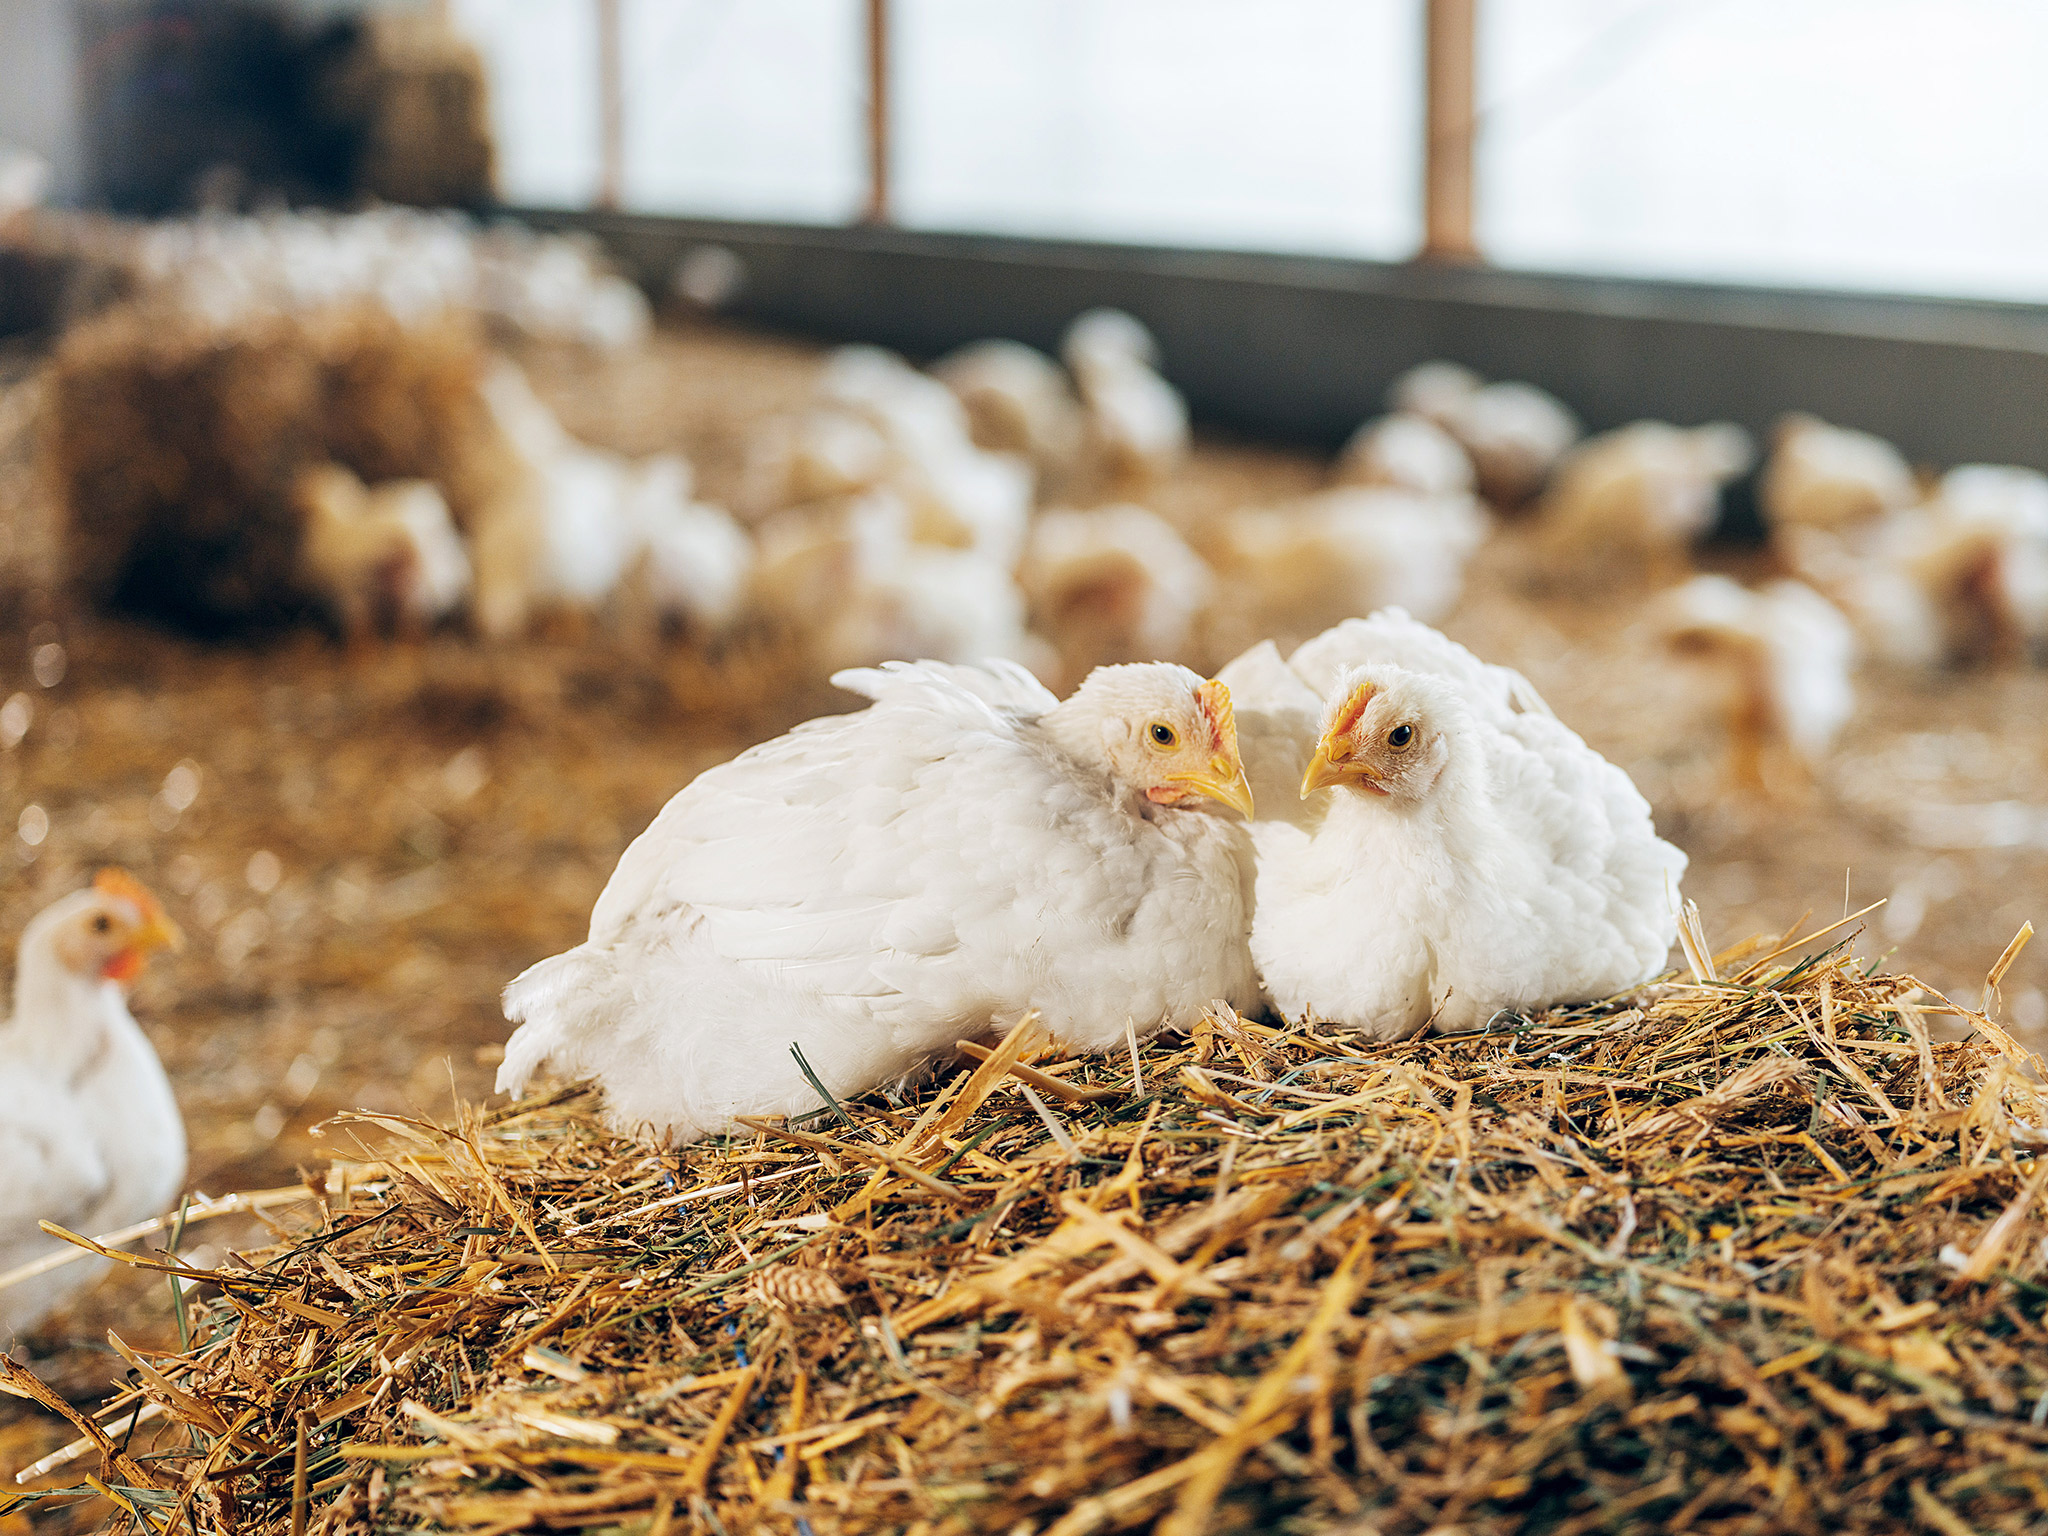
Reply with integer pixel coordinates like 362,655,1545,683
1301,736,1379,798
134,909,186,955
93,869,185,954
1168,752,1256,820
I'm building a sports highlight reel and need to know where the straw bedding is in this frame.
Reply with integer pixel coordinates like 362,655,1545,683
9,914,2048,1535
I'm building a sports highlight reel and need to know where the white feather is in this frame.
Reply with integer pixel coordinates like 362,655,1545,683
1,890,186,1339
1228,617,1682,1038
499,661,1257,1143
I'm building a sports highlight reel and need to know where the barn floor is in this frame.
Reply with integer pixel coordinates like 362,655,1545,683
4,318,2047,1513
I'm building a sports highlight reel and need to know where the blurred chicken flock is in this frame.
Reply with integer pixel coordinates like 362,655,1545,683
5,191,2048,1497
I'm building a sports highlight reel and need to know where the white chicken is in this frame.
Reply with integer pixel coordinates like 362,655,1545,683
932,339,1084,475
1334,413,1476,498
498,661,1258,1142
483,361,753,631
742,408,895,516
1203,487,1490,658
1,872,185,1339
1931,464,2048,654
804,347,1035,564
1760,413,1916,533
1388,363,1579,506
1537,420,1753,578
295,464,473,638
1448,382,1582,508
627,458,757,635
127,207,651,348
1063,309,1190,496
753,490,1040,675
1220,609,1550,825
1779,466,2048,669
900,443,1034,567
1220,613,1684,1037
1019,506,1215,683
1776,524,1947,669
1389,361,1483,426
1654,575,1858,792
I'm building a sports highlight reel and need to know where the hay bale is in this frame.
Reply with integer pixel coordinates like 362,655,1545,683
16,922,2048,1534
315,10,496,210
44,303,539,636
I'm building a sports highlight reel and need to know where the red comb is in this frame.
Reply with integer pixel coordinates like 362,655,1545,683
1195,679,1236,753
1331,683,1375,739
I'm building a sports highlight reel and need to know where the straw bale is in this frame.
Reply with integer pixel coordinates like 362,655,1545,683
316,11,495,210
41,303,539,636
13,925,2048,1535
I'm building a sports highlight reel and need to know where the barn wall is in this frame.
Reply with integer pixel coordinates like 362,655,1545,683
528,210,2048,475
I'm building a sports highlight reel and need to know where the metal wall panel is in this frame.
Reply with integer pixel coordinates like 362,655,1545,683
528,210,2048,471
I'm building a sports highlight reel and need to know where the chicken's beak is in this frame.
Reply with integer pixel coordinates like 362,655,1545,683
102,904,183,984
1168,752,1256,820
93,868,185,966
1169,677,1255,818
1301,734,1380,798
134,905,186,955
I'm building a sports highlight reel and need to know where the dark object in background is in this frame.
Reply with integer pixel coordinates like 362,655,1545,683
1710,460,1770,545
78,0,493,215
0,237,87,340
43,302,533,636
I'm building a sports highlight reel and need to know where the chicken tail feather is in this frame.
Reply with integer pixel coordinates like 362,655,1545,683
498,948,598,1098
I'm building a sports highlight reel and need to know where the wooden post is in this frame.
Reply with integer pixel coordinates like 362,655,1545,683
596,0,624,210
1422,0,1479,262
862,0,890,224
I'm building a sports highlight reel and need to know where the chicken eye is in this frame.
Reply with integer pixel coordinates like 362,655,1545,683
1388,724,1414,748
91,914,111,934
1148,722,1178,748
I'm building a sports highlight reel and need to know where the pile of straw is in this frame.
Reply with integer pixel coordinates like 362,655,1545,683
10,912,2048,1535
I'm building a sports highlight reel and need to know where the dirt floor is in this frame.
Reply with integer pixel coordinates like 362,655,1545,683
4,318,2048,1516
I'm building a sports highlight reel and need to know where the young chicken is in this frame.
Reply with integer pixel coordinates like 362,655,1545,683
295,463,473,638
1776,524,1948,669
1930,464,2048,655
1063,309,1190,496
1447,382,1583,508
1388,360,1484,429
2,872,185,1338
1219,609,1552,830
482,363,753,631
1537,420,1753,578
1388,363,1579,506
805,347,1035,564
1245,663,1684,1037
498,662,1258,1143
1019,505,1215,683
753,490,1039,675
741,408,895,516
1334,413,1477,497
1203,487,1491,658
1654,575,1858,792
932,338,1084,475
1779,467,2048,669
628,457,756,636
1760,413,1916,532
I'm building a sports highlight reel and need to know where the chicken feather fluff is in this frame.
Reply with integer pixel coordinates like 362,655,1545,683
1220,613,1683,1038
1,872,185,1339
499,660,1258,1143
